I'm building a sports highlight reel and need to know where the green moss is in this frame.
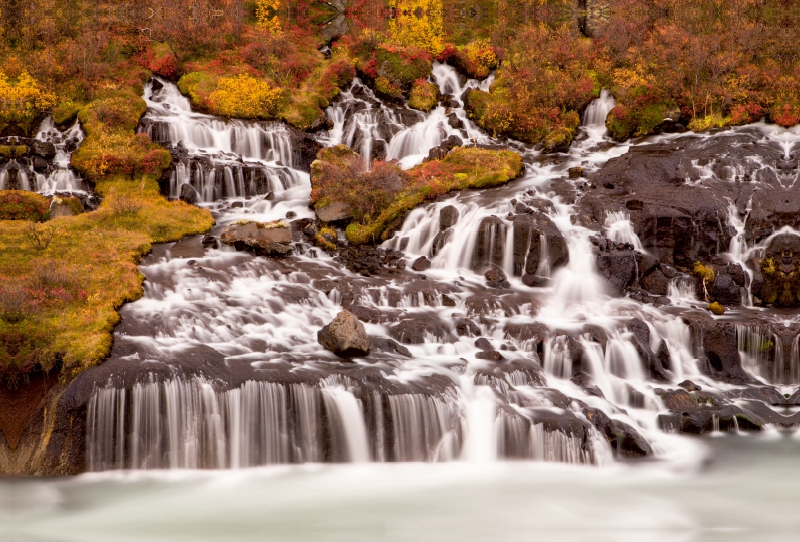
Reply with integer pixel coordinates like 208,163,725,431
374,76,405,102
374,46,432,90
315,227,338,251
0,176,214,375
311,145,523,245
51,195,84,216
52,101,82,126
408,80,439,111
708,302,725,315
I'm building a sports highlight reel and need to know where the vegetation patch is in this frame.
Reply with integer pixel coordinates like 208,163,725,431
311,144,522,244
408,79,440,111
0,191,50,221
0,176,213,377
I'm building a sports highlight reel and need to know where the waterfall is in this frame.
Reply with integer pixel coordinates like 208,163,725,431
581,90,616,142
604,211,643,250
142,78,304,205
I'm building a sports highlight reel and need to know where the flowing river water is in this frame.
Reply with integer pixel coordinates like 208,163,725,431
5,62,800,539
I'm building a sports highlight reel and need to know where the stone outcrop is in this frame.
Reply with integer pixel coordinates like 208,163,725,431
317,310,371,358
220,219,293,256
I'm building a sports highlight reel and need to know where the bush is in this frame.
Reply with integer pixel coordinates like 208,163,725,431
311,145,523,244
72,132,171,181
452,39,498,79
208,74,282,119
408,79,439,111
0,191,50,221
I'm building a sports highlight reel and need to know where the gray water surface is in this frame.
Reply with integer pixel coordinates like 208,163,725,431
2,434,798,542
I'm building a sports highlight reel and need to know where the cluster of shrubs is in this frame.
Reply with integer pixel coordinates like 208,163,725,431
311,145,522,244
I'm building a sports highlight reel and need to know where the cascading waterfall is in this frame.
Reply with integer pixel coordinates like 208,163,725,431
82,67,800,476
140,78,303,203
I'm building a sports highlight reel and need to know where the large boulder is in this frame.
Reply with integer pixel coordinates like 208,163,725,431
30,140,56,160
316,201,352,223
439,205,460,230
317,310,371,358
220,219,293,256
472,216,507,271
179,183,198,204
511,212,568,276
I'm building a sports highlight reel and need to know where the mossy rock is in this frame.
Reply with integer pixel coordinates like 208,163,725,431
52,101,82,127
408,81,440,111
374,76,405,102
375,46,432,90
0,190,50,221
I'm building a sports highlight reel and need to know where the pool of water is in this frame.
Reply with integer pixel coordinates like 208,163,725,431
2,434,798,542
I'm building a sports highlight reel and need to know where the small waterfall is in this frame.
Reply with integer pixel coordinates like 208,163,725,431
320,384,370,463
604,211,643,250
581,90,616,142
34,117,86,193
142,78,304,205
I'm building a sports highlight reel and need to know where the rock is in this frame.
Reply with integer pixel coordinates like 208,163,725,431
316,201,352,223
32,156,48,173
317,310,371,358
472,216,507,271
475,338,494,351
285,211,297,219
439,205,460,230
390,316,453,344
626,318,671,381
581,406,652,457
511,212,569,276
180,183,198,204
687,317,752,384
411,256,432,271
484,266,506,282
521,274,549,288
370,337,411,358
425,135,463,162
430,229,453,257
442,294,456,307
476,350,505,361
640,268,669,295
711,272,741,305
220,219,293,256
760,233,800,306
30,140,56,160
455,318,480,337
678,380,702,392
596,245,637,296
201,235,219,249
447,113,464,130
567,166,584,179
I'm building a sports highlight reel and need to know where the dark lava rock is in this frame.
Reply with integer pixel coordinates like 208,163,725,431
640,268,669,296
687,316,753,384
476,350,505,361
317,310,371,358
370,337,412,358
472,216,507,271
581,406,653,457
627,319,671,381
439,205,460,230
390,316,453,344
596,244,637,296
511,212,569,276
430,229,453,257
521,274,549,288
484,266,507,282
455,318,480,337
31,140,56,160
678,380,702,392
180,183,198,204
475,338,495,351
412,256,432,272
425,135,463,162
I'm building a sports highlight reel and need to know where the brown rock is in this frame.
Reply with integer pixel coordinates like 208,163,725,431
317,310,371,357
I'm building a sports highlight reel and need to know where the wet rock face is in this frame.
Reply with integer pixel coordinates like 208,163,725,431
472,216,507,271
317,310,371,358
511,212,569,276
315,201,352,223
580,132,799,266
220,220,293,256
759,233,800,306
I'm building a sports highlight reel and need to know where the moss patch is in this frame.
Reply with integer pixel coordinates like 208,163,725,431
408,80,440,111
311,145,523,245
0,176,213,377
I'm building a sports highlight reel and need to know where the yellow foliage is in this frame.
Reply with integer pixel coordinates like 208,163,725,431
611,67,650,92
386,0,444,55
256,0,283,36
0,70,57,129
208,74,282,119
